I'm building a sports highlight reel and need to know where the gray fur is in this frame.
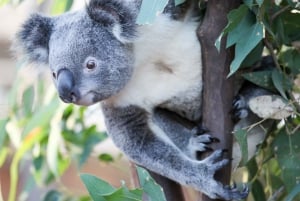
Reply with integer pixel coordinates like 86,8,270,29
15,0,249,200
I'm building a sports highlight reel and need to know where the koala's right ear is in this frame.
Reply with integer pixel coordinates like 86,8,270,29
15,14,53,64
87,0,138,43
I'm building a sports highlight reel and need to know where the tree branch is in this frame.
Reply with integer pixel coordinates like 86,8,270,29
197,1,241,201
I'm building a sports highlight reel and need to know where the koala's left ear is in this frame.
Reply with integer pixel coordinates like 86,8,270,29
15,14,53,64
87,0,138,43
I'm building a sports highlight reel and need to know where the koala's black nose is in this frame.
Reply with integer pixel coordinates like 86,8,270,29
56,69,79,103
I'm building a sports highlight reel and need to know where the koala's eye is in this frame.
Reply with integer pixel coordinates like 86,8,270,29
86,60,96,70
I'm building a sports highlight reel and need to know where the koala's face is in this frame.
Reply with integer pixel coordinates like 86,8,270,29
16,0,137,106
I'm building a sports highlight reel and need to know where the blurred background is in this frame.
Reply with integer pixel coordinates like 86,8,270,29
0,1,132,201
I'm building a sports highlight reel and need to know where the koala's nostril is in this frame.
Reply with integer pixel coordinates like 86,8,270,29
70,91,78,102
52,72,56,79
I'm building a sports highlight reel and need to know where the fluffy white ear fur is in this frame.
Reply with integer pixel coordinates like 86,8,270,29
112,24,133,44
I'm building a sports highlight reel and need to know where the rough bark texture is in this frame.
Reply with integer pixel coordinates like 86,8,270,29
197,1,241,201
149,171,185,201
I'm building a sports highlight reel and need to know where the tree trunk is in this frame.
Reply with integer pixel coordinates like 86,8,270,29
197,1,241,201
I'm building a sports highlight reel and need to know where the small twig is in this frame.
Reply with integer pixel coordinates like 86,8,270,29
288,91,300,114
263,38,281,70
270,5,291,24
264,38,300,113
129,162,141,188
267,186,285,201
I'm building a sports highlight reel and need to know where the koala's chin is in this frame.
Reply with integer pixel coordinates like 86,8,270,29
72,92,99,106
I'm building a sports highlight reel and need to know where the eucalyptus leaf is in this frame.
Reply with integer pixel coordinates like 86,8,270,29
243,0,253,7
51,0,74,15
22,85,34,117
234,129,248,166
79,135,101,167
279,48,300,74
137,166,166,201
22,98,59,137
43,190,62,201
272,129,300,194
0,119,7,149
229,22,264,76
174,0,185,6
104,187,142,201
286,183,300,201
226,9,255,48
246,157,258,180
136,0,168,24
99,153,114,163
272,70,287,99
80,174,115,201
243,70,275,91
256,0,264,7
251,180,266,201
215,5,248,51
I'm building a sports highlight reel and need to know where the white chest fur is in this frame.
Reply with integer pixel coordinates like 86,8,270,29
108,15,202,111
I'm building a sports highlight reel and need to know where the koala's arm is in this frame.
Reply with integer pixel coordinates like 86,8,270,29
102,104,248,200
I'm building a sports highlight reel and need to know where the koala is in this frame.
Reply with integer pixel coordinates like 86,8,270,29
15,0,250,200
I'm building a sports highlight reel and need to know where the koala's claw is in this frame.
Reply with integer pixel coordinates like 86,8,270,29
189,131,219,153
218,183,249,200
232,95,249,121
192,125,210,135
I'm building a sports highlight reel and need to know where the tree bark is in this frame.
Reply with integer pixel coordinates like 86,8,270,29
149,171,185,201
197,1,241,201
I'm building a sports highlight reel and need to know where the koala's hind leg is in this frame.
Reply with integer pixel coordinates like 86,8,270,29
153,108,219,159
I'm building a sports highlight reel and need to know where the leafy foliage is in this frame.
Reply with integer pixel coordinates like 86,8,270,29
222,1,300,200
1,0,300,201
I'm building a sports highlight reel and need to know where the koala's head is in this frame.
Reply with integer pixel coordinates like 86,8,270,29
16,0,139,106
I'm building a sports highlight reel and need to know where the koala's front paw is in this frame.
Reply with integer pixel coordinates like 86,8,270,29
196,150,249,200
232,95,249,121
189,126,219,153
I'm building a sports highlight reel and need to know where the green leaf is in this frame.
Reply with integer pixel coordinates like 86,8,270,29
243,70,275,91
234,129,248,165
99,153,114,163
241,41,264,67
0,0,10,6
62,104,74,120
0,119,7,150
246,158,259,180
22,98,59,137
175,0,185,6
251,179,266,201
22,85,34,117
9,128,47,201
0,147,8,167
216,5,248,51
80,174,115,201
79,135,101,167
224,5,249,35
243,0,254,7
256,0,264,7
226,9,255,48
279,48,300,74
51,0,74,15
104,187,142,201
271,70,288,99
286,183,300,201
272,129,300,193
136,0,168,24
137,166,166,201
43,190,62,201
281,10,300,43
229,22,264,76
